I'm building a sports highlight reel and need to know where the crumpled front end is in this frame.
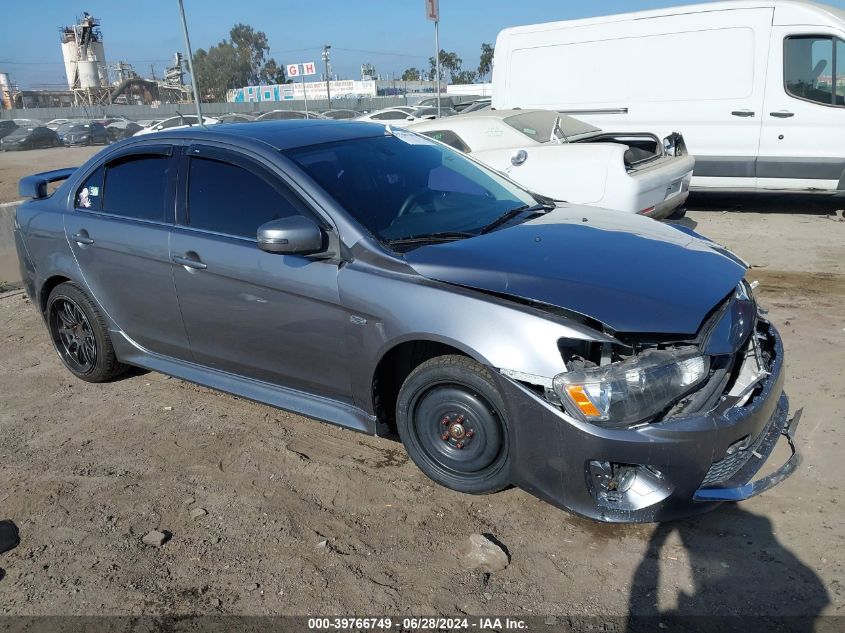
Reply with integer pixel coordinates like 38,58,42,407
495,294,800,522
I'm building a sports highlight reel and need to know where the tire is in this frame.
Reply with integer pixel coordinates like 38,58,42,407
396,355,511,494
666,206,687,221
46,282,129,383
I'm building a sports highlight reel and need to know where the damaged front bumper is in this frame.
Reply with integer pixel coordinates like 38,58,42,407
495,319,800,523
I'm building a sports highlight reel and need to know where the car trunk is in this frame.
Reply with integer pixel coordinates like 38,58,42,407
575,132,664,170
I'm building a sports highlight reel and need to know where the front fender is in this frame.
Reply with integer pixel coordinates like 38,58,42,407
338,263,612,413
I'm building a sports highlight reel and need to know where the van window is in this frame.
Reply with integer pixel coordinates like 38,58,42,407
784,36,844,106
838,39,845,103
186,156,302,238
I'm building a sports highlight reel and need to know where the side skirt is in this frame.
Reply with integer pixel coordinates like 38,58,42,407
112,330,378,435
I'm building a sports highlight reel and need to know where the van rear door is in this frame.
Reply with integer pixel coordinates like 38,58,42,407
759,27,845,192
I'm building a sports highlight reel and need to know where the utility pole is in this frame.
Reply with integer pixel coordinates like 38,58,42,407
425,0,441,118
176,0,203,124
322,45,332,104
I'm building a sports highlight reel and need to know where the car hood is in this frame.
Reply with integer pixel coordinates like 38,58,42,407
403,206,746,335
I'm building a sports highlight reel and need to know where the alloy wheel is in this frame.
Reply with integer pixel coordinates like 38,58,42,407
50,297,97,374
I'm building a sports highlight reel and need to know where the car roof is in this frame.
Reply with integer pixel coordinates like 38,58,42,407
160,119,388,150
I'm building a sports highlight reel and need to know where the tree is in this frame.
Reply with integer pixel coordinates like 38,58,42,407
192,23,284,101
192,41,247,101
428,50,462,81
478,43,494,81
452,70,478,85
229,23,269,85
260,58,288,85
401,67,423,81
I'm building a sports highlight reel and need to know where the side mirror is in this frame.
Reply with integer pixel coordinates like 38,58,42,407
511,149,528,167
257,216,325,255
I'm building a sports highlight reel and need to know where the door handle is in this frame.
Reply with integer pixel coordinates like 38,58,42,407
71,232,94,246
769,110,794,118
172,254,207,270
731,110,755,117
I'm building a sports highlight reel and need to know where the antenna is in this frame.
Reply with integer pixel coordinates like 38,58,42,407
176,0,204,126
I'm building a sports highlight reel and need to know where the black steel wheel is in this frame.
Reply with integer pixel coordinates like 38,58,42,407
396,355,511,494
46,282,129,382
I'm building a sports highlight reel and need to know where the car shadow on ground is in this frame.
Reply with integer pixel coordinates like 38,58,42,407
687,192,844,216
625,506,830,632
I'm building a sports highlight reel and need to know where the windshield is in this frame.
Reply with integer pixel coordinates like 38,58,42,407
285,131,537,245
504,111,600,143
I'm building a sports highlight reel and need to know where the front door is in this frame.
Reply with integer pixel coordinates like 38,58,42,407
64,146,191,360
170,145,352,403
759,28,845,191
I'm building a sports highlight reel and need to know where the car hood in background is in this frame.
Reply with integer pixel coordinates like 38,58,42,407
403,207,746,335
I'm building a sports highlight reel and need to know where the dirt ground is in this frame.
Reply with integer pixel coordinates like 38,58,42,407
0,145,102,206
0,147,843,623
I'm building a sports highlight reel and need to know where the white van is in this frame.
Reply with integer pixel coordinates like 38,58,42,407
492,0,845,193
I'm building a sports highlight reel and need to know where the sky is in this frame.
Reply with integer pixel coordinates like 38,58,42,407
2,0,845,89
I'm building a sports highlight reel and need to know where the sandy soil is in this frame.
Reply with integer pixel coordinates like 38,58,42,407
0,185,842,621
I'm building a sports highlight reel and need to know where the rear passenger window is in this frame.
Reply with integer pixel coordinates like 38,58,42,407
102,154,170,222
75,166,104,211
422,130,471,153
373,111,409,121
186,156,302,238
785,36,845,106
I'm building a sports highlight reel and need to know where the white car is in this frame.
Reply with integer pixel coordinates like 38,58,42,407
410,109,694,218
356,107,432,127
45,118,74,130
134,115,220,136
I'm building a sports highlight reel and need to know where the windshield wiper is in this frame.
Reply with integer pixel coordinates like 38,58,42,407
478,203,554,235
387,231,477,247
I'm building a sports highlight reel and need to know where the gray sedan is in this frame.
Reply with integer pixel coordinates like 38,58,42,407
14,120,801,522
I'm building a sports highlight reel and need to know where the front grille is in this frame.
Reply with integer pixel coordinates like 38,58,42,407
700,393,787,488
700,320,785,489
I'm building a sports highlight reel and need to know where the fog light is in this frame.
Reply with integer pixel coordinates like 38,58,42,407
614,466,637,493
588,461,673,512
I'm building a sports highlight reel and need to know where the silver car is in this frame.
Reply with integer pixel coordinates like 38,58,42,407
14,120,801,522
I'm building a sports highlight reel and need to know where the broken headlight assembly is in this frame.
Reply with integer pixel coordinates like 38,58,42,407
553,347,709,429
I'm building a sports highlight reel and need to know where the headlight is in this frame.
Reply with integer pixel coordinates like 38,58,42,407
553,347,709,428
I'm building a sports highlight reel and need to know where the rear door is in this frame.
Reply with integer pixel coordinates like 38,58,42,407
759,30,845,191
64,145,191,359
170,144,352,401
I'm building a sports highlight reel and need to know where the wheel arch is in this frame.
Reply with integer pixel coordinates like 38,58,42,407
370,336,487,435
39,274,73,315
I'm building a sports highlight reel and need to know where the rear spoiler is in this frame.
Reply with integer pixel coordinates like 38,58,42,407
19,167,77,199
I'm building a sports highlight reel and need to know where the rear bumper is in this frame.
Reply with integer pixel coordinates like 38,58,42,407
498,320,799,523
642,188,689,220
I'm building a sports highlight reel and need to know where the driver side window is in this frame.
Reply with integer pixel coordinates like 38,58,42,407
185,156,306,239
784,35,845,106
